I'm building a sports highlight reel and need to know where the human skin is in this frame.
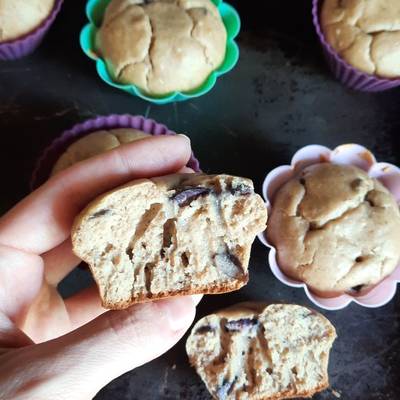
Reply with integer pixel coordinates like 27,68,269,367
0,134,201,400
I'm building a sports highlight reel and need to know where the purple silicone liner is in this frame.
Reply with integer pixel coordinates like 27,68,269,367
312,0,400,92
0,0,63,61
31,114,201,190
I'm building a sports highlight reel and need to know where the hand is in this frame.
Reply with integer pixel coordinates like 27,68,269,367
0,134,200,400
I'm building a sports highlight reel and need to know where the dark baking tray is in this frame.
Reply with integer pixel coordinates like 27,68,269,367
0,1,399,399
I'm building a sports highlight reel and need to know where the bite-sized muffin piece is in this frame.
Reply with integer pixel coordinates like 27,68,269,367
96,0,227,95
0,0,55,42
186,302,337,400
321,0,400,78
51,128,149,175
268,163,400,296
72,174,268,309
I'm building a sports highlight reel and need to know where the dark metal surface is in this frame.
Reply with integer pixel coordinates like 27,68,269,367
0,1,399,399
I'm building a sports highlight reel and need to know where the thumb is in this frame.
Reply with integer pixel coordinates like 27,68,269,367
0,296,198,400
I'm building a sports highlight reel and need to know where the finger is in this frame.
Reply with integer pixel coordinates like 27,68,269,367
0,135,191,255
65,287,202,331
191,294,203,306
0,313,33,349
42,239,81,285
20,282,70,344
0,296,197,399
179,166,194,173
0,244,43,322
65,285,106,330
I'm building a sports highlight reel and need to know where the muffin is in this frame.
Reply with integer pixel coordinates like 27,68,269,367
96,0,227,95
186,302,336,400
31,115,201,190
267,163,400,297
72,174,268,309
0,0,55,42
51,128,149,175
321,0,400,78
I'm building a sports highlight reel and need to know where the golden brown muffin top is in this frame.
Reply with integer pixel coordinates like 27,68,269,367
52,128,149,175
96,0,227,95
321,0,400,78
268,163,400,295
0,0,55,42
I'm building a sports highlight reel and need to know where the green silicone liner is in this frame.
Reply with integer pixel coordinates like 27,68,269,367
80,0,240,105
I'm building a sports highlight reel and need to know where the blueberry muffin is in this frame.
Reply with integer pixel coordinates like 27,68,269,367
268,163,400,297
96,0,227,95
0,0,55,42
321,0,400,78
186,302,337,400
72,174,268,309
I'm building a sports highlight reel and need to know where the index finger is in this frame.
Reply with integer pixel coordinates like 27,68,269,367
0,135,191,254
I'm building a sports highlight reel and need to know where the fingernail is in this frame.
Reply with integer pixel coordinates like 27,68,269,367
178,134,191,142
157,297,195,332
191,294,203,306
179,166,195,174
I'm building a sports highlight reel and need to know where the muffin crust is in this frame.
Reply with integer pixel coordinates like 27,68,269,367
0,0,55,42
52,128,149,175
268,163,400,296
321,0,400,78
96,0,227,95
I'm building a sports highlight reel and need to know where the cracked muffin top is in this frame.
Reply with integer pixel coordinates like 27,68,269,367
96,0,227,95
51,128,149,175
321,0,400,78
0,0,55,42
267,163,400,296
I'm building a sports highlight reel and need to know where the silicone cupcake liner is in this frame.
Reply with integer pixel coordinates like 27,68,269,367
312,0,400,92
258,144,400,310
0,0,63,61
80,0,240,104
31,114,201,190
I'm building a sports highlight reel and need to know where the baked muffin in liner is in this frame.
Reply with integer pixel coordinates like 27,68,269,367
31,114,201,190
312,0,400,92
258,144,400,310
0,0,63,60
79,0,240,104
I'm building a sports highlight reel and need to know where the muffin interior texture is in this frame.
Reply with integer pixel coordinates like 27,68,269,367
72,174,267,309
321,0,400,78
0,0,55,42
186,303,337,400
96,0,227,95
268,163,400,295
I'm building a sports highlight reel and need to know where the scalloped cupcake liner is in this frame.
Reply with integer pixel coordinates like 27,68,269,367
31,114,201,190
312,0,400,92
80,0,240,104
0,0,63,61
258,144,400,310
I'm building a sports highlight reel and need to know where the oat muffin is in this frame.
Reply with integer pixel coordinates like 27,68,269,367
267,163,400,296
72,174,268,309
186,302,337,400
0,0,55,42
51,128,149,175
96,0,227,95
321,0,400,78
